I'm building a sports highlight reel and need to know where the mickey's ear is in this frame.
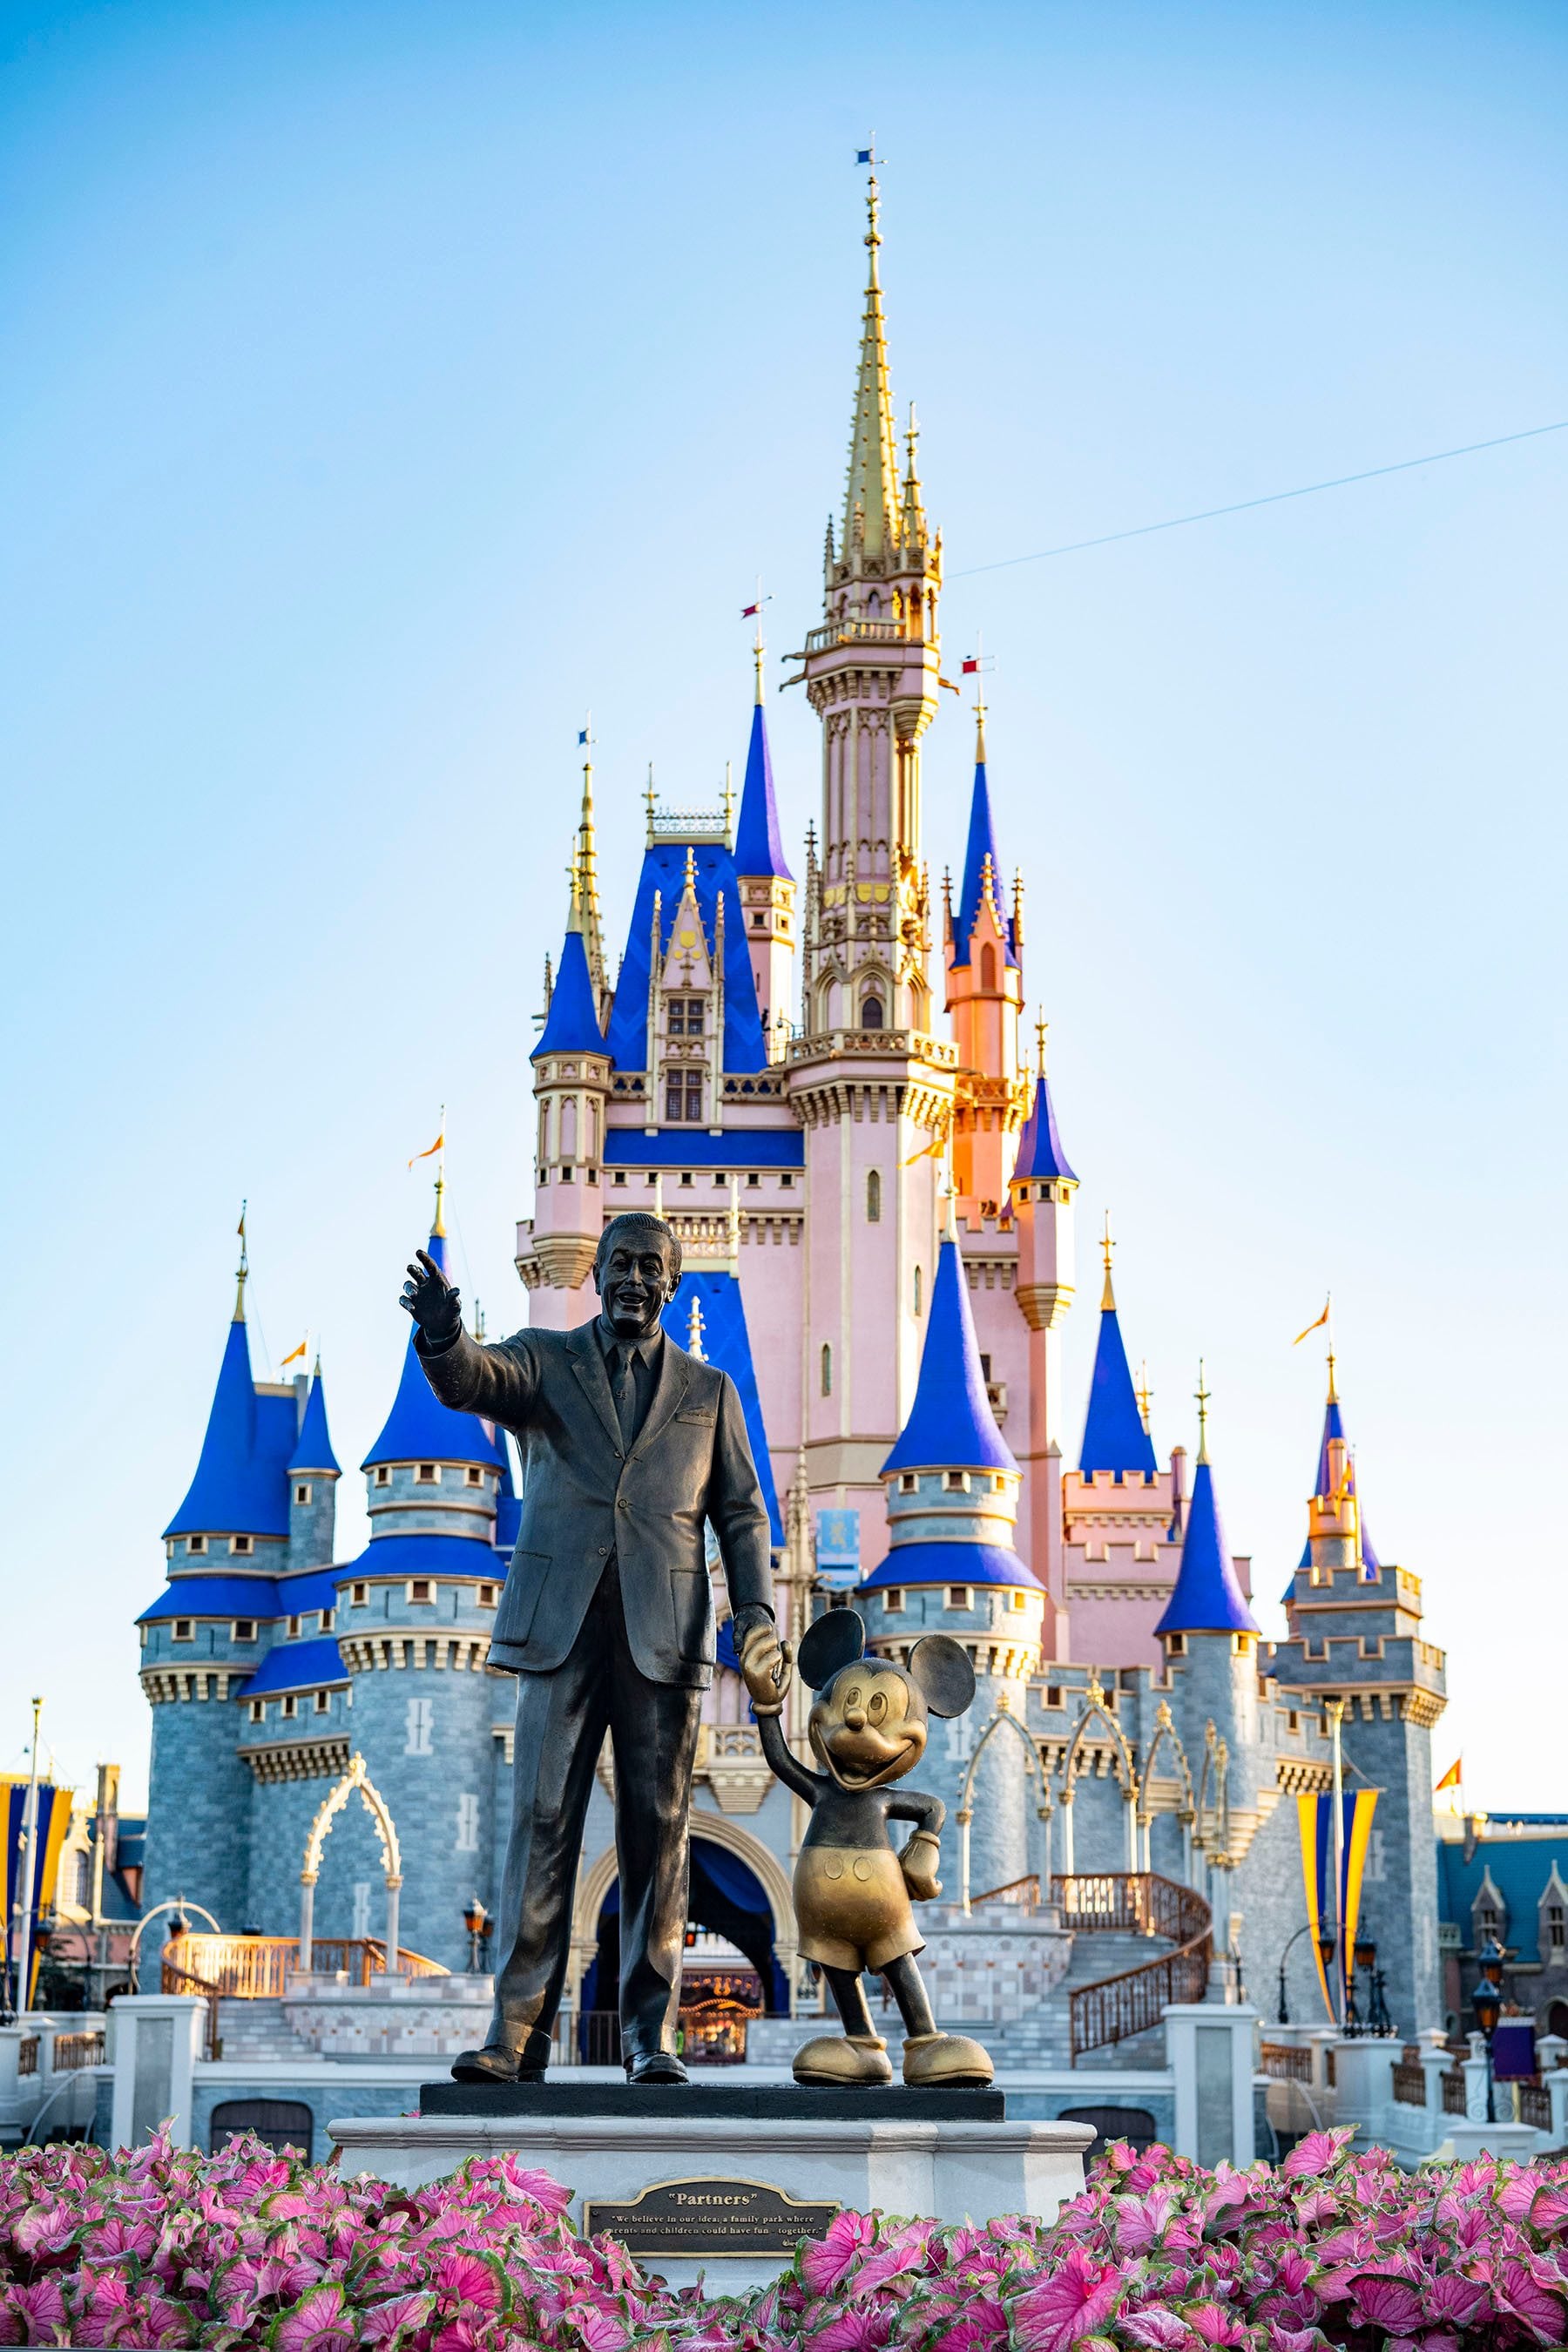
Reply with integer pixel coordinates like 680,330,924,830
797,1608,866,1689
908,1635,976,1718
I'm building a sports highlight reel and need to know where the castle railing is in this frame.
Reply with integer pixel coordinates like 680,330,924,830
1050,1871,1213,2062
1391,2059,1429,2107
52,2030,105,2072
1260,2041,1315,2085
970,1876,1042,1909
163,1933,448,2004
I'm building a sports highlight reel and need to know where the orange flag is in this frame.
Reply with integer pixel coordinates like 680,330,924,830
408,1129,444,1170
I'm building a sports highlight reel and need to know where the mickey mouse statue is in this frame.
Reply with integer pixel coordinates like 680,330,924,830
740,1606,995,2089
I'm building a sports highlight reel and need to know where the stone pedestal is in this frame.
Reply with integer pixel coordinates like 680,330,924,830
329,2085,1095,2294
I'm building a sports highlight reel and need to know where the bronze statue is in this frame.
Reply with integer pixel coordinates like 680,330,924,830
402,1212,785,2085
741,1607,994,2088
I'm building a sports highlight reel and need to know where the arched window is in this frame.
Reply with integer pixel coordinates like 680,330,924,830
821,1344,833,1397
913,1265,923,1317
866,1169,882,1223
862,995,884,1030
980,943,997,990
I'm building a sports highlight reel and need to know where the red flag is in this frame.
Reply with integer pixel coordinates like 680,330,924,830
740,602,760,617
961,657,980,674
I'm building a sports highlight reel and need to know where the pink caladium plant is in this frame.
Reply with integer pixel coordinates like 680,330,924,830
8,2130,1568,2348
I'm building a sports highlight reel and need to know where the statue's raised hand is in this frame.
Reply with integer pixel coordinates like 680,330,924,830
401,1248,463,1345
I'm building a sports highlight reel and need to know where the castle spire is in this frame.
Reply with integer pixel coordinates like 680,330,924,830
1078,1217,1156,1477
233,1200,249,1321
1154,1393,1258,1639
734,635,793,882
1011,1019,1077,1185
843,172,901,565
1100,1211,1116,1311
571,734,606,995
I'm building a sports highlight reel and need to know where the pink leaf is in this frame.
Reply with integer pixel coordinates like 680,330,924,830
1281,2130,1355,2182
1011,2247,1124,2350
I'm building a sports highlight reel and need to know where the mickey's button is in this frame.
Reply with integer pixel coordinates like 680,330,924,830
852,1858,872,1882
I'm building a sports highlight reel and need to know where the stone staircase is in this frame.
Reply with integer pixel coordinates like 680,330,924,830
978,1929,1173,2072
214,1999,318,2065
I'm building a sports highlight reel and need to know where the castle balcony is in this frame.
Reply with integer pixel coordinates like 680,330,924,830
801,616,910,654
787,1026,957,1070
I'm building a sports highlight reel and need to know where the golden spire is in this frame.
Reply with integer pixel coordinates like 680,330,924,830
431,1107,447,1240
843,170,901,564
722,759,735,848
233,1200,248,1322
684,841,697,893
645,763,657,848
1100,1210,1116,1311
1136,1361,1153,1435
970,632,988,762
901,401,926,548
752,591,767,706
1195,1360,1211,1465
572,724,605,991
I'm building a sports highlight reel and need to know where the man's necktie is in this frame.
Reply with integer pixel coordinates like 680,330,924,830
610,1346,639,1450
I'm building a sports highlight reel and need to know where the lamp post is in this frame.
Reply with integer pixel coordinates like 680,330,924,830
1275,1921,1323,2025
462,1896,492,1975
1472,1935,1507,2125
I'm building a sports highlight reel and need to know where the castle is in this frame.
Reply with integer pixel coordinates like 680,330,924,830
139,179,1448,2056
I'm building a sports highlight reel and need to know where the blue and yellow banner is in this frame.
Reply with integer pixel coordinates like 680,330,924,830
3,1780,71,2006
1295,1788,1380,2023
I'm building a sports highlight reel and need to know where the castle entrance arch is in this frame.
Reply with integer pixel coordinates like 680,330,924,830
298,1753,404,1970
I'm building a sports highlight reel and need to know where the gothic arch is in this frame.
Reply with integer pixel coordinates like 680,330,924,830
568,1814,799,2009
297,1753,403,1970
1195,1720,1232,1862
955,1703,1051,1911
1057,1677,1139,1873
1136,1701,1196,1875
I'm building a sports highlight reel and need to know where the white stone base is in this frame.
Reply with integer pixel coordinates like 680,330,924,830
328,2110,1095,2294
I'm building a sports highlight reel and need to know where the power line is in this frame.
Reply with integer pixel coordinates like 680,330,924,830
953,420,1568,578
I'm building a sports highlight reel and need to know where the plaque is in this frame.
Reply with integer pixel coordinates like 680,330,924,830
583,2176,841,2257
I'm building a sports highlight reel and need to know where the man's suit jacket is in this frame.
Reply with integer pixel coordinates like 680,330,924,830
416,1319,773,1687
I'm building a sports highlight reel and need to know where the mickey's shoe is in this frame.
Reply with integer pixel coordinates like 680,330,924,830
792,2032,895,2086
902,2031,994,2088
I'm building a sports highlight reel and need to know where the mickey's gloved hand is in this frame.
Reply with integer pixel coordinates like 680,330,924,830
899,1828,943,1902
738,1620,791,1717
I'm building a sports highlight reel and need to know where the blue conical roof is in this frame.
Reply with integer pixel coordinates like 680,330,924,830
287,1370,341,1476
882,1232,1017,1477
1155,1458,1259,1636
1080,1298,1157,1477
1012,1063,1077,1183
165,1308,294,1539
951,760,1017,967
532,929,605,1059
662,1268,784,1546
1294,1389,1379,1573
733,698,792,880
604,837,767,1074
362,1230,507,1471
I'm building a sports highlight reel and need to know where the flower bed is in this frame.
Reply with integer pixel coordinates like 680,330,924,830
4,2126,1568,2349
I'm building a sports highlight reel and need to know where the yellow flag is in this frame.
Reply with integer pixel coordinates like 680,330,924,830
1435,1757,1463,1794
902,1133,946,1168
1293,1297,1330,1346
280,1339,308,1369
408,1129,444,1171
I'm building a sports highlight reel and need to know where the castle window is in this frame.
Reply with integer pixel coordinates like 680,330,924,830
408,1579,433,1605
375,1466,390,1488
248,1700,265,1724
612,1171,626,1186
351,1581,368,1606
314,1690,331,1715
1010,1591,1027,1611
1288,1710,1300,1733
172,1619,194,1642
980,943,997,990
899,1472,918,1494
416,1463,439,1484
287,1615,301,1639
946,1586,971,1611
914,1266,923,1317
884,1590,905,1612
478,1583,497,1608
781,1173,794,1188
1232,1632,1255,1658
747,1171,760,1187
861,996,884,1030
668,997,706,1037
319,1608,335,1632
821,1344,832,1397
295,1483,312,1505
1046,1686,1063,1710
233,1619,257,1643
944,1471,969,1492
466,1466,483,1487
866,1169,882,1222
666,1068,704,1122
993,1474,1007,1493
280,1695,297,1720
186,1535,206,1555
679,1170,694,1186
1166,1632,1186,1656
233,1534,253,1555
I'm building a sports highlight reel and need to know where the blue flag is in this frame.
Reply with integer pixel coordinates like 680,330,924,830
855,149,873,165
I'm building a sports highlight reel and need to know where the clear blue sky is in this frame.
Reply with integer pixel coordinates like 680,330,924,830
3,1,1564,1816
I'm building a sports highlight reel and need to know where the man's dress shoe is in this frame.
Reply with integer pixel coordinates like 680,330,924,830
625,2049,689,2085
450,2044,544,2085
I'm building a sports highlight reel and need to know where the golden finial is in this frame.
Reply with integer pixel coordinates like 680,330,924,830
1325,1296,1339,1404
683,841,697,894
473,1297,485,1342
686,1293,706,1361
233,1200,248,1322
645,762,656,848
1195,1359,1211,1464
431,1106,447,1239
1136,1361,1152,1435
313,1348,322,1379
1100,1211,1116,1311
1086,1671,1106,1709
970,631,988,761
1035,1010,1049,1072
722,759,734,848
865,167,882,274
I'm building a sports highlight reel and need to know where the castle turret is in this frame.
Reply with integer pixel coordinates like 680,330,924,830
1006,1024,1078,1644
287,1358,340,1570
860,1212,1046,1895
141,1228,294,1922
1270,1352,1447,2035
733,629,795,1060
518,892,612,1318
945,698,1026,1213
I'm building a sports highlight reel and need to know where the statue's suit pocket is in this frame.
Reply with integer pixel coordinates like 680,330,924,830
495,1550,550,1647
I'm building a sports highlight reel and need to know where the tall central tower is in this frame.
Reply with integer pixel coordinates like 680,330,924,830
787,176,955,1578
